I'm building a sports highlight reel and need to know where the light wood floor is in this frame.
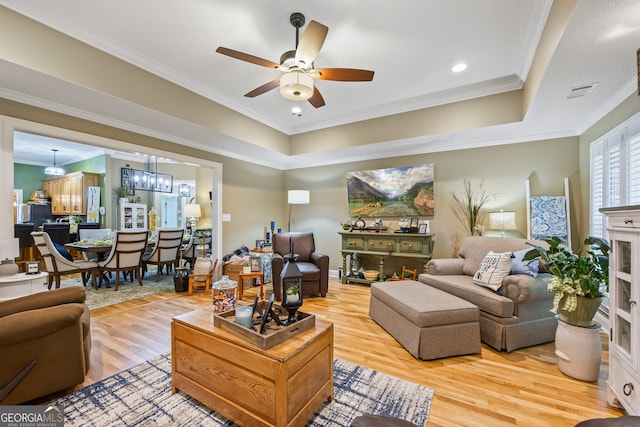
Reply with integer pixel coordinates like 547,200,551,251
60,277,624,427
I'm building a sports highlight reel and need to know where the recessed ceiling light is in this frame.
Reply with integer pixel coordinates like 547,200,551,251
452,63,467,73
291,106,302,116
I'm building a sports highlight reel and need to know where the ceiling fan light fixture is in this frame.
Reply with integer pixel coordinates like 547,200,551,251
280,70,313,100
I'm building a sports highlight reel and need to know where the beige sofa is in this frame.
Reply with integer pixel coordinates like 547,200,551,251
0,287,91,404
420,236,557,352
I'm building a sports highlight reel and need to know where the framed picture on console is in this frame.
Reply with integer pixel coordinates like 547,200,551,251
410,217,419,228
419,223,428,234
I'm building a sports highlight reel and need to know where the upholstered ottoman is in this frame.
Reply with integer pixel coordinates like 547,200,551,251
369,280,481,360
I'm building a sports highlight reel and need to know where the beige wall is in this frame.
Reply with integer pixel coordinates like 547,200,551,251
285,137,580,268
220,157,284,255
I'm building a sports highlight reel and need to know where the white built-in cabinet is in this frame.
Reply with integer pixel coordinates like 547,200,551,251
119,202,147,230
602,206,640,415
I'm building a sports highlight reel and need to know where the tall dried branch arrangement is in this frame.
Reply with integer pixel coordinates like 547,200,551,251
451,179,492,236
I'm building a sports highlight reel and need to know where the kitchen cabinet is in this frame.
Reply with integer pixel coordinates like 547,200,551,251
339,231,434,284
43,172,99,215
602,205,640,415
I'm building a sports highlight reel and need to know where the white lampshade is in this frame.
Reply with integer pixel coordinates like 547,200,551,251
0,238,19,261
280,71,313,101
489,211,517,230
184,204,202,219
288,190,310,205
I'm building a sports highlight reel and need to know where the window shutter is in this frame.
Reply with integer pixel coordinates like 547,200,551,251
629,135,640,204
591,143,605,237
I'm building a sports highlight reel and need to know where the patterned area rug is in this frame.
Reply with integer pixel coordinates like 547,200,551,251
54,353,433,426
59,267,175,310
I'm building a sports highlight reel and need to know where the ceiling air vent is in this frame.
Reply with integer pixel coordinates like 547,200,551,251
567,83,597,99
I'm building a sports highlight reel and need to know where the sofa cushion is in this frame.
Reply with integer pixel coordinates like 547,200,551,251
511,248,539,277
473,251,512,291
421,274,515,318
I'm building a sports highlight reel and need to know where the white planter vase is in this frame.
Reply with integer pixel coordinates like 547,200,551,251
243,266,251,274
555,320,602,382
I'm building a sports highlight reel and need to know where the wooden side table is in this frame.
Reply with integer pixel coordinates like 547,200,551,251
238,271,264,300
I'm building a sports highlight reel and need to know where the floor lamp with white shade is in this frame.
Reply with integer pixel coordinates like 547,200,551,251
287,190,309,232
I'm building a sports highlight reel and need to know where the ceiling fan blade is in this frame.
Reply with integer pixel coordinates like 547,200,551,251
244,80,280,98
314,68,374,82
216,47,280,69
295,20,328,67
308,87,326,108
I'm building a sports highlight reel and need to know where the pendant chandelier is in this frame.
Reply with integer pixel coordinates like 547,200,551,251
121,156,173,194
44,149,65,176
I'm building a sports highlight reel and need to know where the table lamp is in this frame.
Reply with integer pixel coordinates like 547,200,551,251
0,238,20,277
184,203,201,231
488,210,517,237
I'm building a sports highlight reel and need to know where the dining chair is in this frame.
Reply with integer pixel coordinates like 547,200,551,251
97,230,149,290
142,228,184,281
14,223,35,266
42,222,71,246
180,233,196,269
31,231,98,289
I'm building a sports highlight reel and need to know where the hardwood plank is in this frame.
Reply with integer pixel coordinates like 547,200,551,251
46,277,623,426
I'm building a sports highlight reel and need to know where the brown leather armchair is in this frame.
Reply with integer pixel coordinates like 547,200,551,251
271,232,329,301
0,287,91,405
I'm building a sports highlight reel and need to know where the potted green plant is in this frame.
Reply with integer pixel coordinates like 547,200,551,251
286,284,300,304
115,187,129,205
523,236,609,327
242,260,251,274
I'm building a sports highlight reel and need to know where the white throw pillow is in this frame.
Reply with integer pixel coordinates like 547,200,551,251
473,251,513,291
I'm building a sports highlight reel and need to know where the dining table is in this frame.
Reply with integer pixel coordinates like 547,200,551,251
64,240,113,261
65,237,157,261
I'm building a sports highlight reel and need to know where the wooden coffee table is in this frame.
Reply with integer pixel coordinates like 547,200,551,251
171,309,334,427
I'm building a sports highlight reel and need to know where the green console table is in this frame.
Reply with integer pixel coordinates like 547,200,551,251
338,231,434,284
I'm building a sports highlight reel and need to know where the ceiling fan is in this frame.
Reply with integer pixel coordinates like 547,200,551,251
215,12,374,108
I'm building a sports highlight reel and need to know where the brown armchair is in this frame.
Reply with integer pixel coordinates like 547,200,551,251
271,232,329,301
0,287,91,405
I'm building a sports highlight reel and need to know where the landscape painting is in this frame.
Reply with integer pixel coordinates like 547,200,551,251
346,164,434,218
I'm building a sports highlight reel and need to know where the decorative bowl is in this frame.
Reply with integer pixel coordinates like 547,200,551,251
363,270,379,281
